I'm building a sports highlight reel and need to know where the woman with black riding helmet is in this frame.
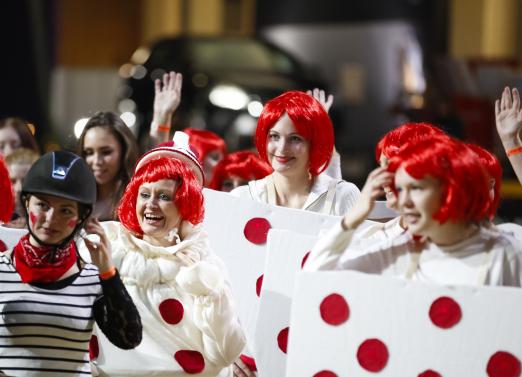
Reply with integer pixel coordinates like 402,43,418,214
0,150,142,375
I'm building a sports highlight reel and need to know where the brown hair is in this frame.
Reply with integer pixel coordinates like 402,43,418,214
0,117,40,154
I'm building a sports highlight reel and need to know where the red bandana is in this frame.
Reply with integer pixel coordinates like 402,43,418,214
13,234,78,283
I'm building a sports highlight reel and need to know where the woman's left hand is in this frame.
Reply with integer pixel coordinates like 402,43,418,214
174,248,201,266
83,218,114,273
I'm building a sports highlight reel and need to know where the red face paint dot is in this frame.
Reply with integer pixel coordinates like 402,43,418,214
418,370,442,377
174,350,205,374
0,240,6,253
429,296,462,329
320,293,349,326
67,218,78,228
239,354,257,372
486,351,521,377
89,335,99,360
301,251,311,269
29,212,37,225
357,338,389,372
159,298,184,325
314,371,338,377
243,217,271,245
277,327,289,354
256,275,264,297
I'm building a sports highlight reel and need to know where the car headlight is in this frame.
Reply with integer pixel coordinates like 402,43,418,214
209,84,249,110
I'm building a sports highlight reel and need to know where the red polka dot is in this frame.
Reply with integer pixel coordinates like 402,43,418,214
429,296,462,329
239,354,257,372
320,293,349,326
313,371,338,377
486,351,521,377
159,299,184,325
256,275,264,297
0,240,6,253
418,370,442,377
89,335,99,360
301,251,311,269
357,338,389,372
277,327,289,354
174,350,205,374
243,217,271,245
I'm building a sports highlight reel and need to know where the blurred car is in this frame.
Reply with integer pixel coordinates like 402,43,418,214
118,36,327,150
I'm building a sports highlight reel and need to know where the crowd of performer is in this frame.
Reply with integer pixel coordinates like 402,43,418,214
0,71,521,376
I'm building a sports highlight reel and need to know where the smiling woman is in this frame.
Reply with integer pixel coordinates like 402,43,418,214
230,90,360,215
88,132,246,376
77,112,139,220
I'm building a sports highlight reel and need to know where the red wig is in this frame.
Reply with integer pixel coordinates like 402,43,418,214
466,143,502,220
118,157,204,236
0,156,14,223
183,128,227,162
255,91,334,176
209,151,272,190
387,136,490,223
375,122,446,162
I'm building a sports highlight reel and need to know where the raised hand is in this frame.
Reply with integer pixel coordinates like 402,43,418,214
495,87,522,148
154,71,183,121
342,167,394,230
307,88,334,113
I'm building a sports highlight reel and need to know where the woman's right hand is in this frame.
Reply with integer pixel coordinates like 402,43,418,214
342,167,394,230
83,218,114,274
233,358,257,377
153,71,183,123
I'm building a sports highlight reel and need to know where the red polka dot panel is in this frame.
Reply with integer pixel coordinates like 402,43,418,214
313,371,338,377
243,217,271,245
357,338,389,372
256,275,264,297
0,240,6,252
239,354,257,372
418,370,442,377
89,335,99,360
301,251,311,269
277,327,289,354
429,296,462,329
320,293,350,326
174,350,206,374
486,351,521,377
159,298,184,325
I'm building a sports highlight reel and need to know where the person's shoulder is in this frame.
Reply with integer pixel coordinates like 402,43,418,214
230,177,267,200
336,179,361,196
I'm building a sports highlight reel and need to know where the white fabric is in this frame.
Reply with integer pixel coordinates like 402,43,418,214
305,223,522,287
323,148,342,180
83,221,245,377
230,174,360,216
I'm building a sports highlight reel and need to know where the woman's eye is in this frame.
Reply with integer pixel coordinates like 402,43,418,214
139,192,150,199
102,149,113,156
159,194,171,201
83,150,93,156
37,202,49,210
269,133,279,141
290,136,303,143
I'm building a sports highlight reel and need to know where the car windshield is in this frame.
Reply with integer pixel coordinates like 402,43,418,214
189,39,297,74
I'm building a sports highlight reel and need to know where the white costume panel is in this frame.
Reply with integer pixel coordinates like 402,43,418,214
85,221,245,377
230,173,360,216
287,271,522,376
306,223,522,287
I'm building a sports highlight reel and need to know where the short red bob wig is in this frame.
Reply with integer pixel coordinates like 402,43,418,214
466,143,502,220
255,90,334,176
387,136,490,224
209,150,272,190
375,122,446,162
118,156,204,236
0,156,14,223
183,128,227,162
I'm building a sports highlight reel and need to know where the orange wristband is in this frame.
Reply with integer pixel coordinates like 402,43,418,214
99,266,116,280
507,146,522,157
157,124,171,133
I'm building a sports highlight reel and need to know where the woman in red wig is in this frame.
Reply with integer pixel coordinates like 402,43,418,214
209,150,272,192
89,131,245,376
305,135,521,286
231,90,360,215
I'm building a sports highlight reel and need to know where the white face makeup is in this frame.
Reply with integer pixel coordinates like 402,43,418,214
395,166,442,238
266,114,310,176
136,179,181,246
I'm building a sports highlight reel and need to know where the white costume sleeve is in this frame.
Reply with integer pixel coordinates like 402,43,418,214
303,220,357,271
176,259,246,368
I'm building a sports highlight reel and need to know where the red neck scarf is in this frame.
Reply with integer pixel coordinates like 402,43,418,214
13,234,78,283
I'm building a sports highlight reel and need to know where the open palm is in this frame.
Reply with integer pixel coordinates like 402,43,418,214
495,87,522,141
